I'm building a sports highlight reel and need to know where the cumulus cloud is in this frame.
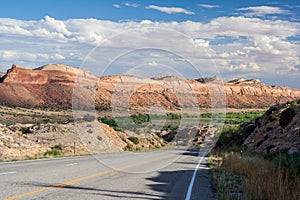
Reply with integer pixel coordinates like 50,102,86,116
146,5,195,15
198,4,220,9
0,15,299,87
238,6,291,16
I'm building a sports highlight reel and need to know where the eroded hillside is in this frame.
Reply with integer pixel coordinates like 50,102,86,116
0,64,299,110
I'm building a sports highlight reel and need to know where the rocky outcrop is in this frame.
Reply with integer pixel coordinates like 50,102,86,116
1,64,97,85
0,64,299,110
242,100,300,154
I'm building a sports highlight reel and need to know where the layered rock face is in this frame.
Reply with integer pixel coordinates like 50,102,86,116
1,64,96,85
0,64,300,110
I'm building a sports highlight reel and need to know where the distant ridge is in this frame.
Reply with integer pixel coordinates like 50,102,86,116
0,63,299,110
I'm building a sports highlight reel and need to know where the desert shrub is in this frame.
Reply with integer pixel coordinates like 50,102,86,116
166,113,181,119
82,114,96,122
99,117,122,131
99,117,117,127
216,126,240,148
53,144,63,150
128,136,139,144
123,144,134,151
131,114,150,125
97,136,102,141
44,149,62,157
43,118,53,123
136,147,141,151
21,127,32,134
290,100,299,107
280,107,295,128
87,129,93,134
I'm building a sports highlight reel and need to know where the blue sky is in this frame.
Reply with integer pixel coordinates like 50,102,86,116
0,0,299,22
0,0,299,88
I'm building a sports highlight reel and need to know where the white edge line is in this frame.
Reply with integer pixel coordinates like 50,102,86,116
0,171,17,176
185,149,208,200
64,163,78,167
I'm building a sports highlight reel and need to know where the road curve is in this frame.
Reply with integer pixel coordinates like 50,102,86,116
0,148,216,200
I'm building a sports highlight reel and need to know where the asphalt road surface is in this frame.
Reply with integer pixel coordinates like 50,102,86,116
0,148,216,200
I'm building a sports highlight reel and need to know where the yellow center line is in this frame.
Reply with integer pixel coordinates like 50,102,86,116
5,154,173,200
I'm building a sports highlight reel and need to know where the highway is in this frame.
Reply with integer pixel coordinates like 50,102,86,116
0,148,216,200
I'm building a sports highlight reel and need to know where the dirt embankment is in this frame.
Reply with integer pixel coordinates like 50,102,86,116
0,121,166,161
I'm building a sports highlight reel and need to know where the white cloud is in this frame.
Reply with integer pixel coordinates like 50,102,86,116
238,6,291,16
148,61,159,66
113,4,121,9
146,5,195,15
193,39,209,47
53,53,65,60
0,50,65,62
228,62,261,72
198,4,220,9
0,16,299,87
124,2,139,8
42,16,72,37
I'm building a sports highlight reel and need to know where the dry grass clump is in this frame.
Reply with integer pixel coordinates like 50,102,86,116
210,152,300,200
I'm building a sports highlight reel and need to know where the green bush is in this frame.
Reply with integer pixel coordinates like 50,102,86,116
131,114,150,125
279,107,295,128
290,100,299,107
43,118,53,123
99,117,122,131
216,126,241,148
128,136,139,144
99,117,118,127
44,149,62,157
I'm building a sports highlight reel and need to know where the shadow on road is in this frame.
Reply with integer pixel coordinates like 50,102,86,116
25,148,215,199
28,182,166,199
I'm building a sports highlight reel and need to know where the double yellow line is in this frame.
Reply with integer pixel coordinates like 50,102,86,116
5,154,172,200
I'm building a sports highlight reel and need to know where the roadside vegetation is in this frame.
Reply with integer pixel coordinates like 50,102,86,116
210,151,300,200
98,111,264,132
209,102,300,200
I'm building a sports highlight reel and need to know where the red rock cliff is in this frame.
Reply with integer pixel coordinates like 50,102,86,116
0,64,299,110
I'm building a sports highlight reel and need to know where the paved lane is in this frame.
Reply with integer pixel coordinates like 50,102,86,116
0,148,216,200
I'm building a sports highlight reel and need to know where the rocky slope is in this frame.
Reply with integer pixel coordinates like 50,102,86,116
0,121,166,161
0,64,299,110
242,100,300,154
